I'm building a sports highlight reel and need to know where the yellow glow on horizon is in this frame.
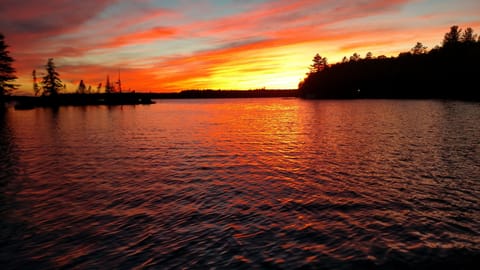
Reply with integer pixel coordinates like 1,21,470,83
11,26,452,94
157,43,332,91
11,41,415,95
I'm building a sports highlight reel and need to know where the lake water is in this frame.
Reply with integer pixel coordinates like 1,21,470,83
1,99,479,269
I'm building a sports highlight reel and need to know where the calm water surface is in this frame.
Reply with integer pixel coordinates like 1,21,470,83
1,99,479,269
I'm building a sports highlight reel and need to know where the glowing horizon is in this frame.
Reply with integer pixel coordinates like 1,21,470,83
2,0,479,94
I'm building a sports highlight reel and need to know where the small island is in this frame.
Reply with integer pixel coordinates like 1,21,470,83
11,92,155,110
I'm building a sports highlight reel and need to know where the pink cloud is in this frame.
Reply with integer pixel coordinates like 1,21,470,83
180,0,410,40
1,0,116,39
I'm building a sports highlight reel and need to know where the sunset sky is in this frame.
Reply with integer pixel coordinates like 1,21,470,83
2,0,479,93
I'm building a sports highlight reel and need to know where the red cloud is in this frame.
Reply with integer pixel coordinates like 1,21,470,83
103,27,177,48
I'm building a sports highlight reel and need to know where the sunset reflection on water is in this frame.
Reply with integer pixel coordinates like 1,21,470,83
1,99,479,269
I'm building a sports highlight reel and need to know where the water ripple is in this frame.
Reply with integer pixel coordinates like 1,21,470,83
1,99,479,269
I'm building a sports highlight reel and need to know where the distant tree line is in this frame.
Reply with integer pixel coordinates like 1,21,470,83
299,26,480,100
173,89,298,99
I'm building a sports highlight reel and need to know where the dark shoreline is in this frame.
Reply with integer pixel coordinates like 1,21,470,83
150,89,299,99
6,88,480,111
8,92,155,110
7,89,300,109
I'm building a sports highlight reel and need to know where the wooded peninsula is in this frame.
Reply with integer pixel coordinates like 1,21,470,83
299,25,480,100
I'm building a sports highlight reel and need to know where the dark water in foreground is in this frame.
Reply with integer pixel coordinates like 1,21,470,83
1,99,479,269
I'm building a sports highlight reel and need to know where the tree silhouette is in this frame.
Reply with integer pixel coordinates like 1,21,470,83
76,79,86,94
105,75,114,93
299,25,480,101
461,27,477,43
32,69,40,96
411,42,428,55
41,58,63,96
0,33,17,99
309,53,328,74
350,53,361,62
443,25,462,47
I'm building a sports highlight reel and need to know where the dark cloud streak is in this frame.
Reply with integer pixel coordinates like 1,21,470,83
0,0,116,36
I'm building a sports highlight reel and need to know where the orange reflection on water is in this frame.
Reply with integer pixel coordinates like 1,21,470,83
4,99,480,269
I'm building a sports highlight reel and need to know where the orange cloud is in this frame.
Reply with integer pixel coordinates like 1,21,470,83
103,27,177,48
